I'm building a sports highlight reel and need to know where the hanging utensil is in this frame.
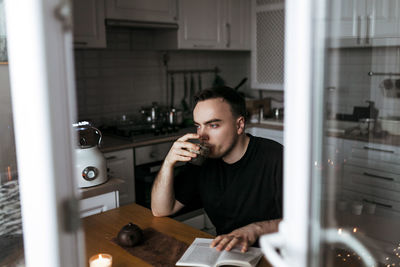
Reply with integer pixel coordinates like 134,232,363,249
181,73,189,111
190,72,195,109
198,72,202,93
234,77,248,91
170,73,175,108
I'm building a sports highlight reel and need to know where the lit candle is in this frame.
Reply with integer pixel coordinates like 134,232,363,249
89,253,112,267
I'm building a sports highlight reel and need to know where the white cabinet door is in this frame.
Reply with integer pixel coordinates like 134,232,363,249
328,0,365,40
73,0,106,48
105,0,177,23
369,0,400,45
80,191,119,218
368,0,398,38
178,0,222,49
104,149,135,205
223,0,251,50
251,0,285,90
328,0,400,47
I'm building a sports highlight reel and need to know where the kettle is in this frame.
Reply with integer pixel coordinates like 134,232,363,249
73,121,108,188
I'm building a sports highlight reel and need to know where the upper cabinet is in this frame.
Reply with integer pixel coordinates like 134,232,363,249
223,0,251,50
73,0,106,48
250,0,285,90
178,0,221,49
105,0,178,23
328,0,400,47
172,0,250,50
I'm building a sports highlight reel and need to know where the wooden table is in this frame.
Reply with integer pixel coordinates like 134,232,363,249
83,204,271,267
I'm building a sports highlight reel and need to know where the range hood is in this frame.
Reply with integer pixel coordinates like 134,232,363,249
105,19,178,30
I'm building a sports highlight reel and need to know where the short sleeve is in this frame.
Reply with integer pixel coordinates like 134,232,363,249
173,163,203,209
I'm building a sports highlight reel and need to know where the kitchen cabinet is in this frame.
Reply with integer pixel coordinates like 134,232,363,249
80,191,119,218
104,149,135,206
322,137,344,201
105,0,178,23
73,0,106,48
156,0,250,50
342,139,400,218
246,126,284,145
328,0,400,47
178,0,250,50
251,0,285,90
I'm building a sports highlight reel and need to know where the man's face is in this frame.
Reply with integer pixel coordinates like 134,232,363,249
193,98,243,159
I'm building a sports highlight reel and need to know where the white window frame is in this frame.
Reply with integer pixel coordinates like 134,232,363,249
5,0,84,266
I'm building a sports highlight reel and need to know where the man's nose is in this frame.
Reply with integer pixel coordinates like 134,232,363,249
197,127,208,141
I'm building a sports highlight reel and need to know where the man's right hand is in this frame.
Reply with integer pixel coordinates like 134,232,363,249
164,133,201,167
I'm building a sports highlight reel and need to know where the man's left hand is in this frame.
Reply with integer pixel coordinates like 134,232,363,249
210,223,262,253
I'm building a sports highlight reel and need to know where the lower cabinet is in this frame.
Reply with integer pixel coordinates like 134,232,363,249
246,126,283,145
104,149,135,206
79,191,119,218
341,139,400,218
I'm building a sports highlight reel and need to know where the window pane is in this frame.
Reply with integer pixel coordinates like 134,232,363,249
0,1,24,265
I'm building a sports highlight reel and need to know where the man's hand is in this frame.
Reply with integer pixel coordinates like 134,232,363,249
210,223,262,253
164,133,200,167
210,219,281,253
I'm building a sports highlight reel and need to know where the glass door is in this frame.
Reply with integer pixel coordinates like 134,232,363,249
260,0,400,266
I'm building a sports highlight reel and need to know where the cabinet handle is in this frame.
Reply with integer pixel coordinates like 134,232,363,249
226,23,231,48
357,16,362,44
74,41,88,46
363,172,394,181
174,0,179,21
363,145,395,154
366,15,371,44
363,198,392,209
105,156,117,160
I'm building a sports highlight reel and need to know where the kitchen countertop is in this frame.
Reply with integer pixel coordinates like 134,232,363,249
79,177,125,199
100,127,196,153
100,120,400,153
100,122,284,153
82,203,272,267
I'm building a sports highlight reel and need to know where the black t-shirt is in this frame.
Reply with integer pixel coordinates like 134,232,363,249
174,134,283,235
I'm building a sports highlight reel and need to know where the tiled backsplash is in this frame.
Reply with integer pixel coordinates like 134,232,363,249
74,27,251,124
326,47,400,119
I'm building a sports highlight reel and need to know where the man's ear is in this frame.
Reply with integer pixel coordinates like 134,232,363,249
236,116,245,135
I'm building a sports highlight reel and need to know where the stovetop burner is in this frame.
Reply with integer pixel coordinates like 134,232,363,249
100,123,191,140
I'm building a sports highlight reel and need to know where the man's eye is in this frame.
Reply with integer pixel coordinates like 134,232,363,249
210,124,219,128
195,125,200,129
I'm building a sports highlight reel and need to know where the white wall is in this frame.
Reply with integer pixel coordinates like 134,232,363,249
74,28,251,124
325,47,400,118
0,65,17,182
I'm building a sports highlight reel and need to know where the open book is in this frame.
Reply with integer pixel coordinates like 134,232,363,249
176,238,263,267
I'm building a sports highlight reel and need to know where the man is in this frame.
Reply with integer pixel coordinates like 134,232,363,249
151,86,283,253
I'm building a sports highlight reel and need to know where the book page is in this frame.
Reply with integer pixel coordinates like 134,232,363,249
216,247,263,267
176,238,220,267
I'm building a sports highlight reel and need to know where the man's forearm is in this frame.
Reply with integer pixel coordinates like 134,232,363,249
150,161,179,217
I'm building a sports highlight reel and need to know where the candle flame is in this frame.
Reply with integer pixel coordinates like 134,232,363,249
338,228,343,234
353,227,357,233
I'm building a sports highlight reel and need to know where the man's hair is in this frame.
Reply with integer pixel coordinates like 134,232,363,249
194,86,247,121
